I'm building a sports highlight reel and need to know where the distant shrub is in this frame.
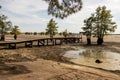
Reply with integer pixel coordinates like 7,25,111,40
25,32,31,35
40,32,45,35
59,32,62,36
34,32,37,35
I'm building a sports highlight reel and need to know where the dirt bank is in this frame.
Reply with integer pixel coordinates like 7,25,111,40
0,35,120,80
0,45,120,80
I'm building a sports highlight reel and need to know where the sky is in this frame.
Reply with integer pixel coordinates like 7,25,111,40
0,0,120,34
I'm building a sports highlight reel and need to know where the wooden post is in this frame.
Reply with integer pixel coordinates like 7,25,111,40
52,39,55,46
46,39,48,45
60,39,63,45
43,39,45,46
55,39,57,45
37,40,40,46
8,44,11,49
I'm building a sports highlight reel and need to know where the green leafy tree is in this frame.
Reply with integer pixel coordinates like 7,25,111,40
62,29,68,37
46,18,58,38
6,0,107,20
40,32,45,35
44,0,82,19
82,14,95,45
33,32,37,35
59,32,62,36
7,0,82,19
94,6,117,45
25,32,31,35
0,15,12,41
11,25,20,40
82,6,117,45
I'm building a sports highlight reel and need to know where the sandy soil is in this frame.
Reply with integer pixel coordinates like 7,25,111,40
0,34,120,80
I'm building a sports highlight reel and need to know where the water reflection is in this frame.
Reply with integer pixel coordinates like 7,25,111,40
79,50,106,59
63,50,120,70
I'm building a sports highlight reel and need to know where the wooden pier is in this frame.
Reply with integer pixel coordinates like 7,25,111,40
0,37,82,49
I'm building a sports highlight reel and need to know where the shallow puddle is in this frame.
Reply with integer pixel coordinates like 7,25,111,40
63,50,120,70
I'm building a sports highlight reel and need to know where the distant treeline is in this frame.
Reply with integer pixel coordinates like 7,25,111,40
20,32,81,36
106,34,120,35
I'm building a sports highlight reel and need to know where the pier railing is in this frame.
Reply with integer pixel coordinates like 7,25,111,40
0,37,82,49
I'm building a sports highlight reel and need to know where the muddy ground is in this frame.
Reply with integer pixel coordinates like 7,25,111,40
0,34,120,80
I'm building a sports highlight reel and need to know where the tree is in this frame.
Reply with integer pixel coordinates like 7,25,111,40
82,14,95,45
82,6,117,45
44,0,82,19
94,6,117,45
11,25,20,40
0,15,12,41
25,32,31,35
62,29,68,37
40,32,45,35
33,32,37,35
46,18,58,38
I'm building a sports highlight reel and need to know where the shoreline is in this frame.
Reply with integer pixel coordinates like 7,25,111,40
0,44,120,70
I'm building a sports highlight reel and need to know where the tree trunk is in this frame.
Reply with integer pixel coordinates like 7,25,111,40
87,38,91,45
14,34,17,40
86,35,91,45
1,34,5,41
0,28,5,41
50,34,53,38
97,38,103,45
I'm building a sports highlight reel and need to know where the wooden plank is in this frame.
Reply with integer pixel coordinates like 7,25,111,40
37,39,45,46
0,37,82,49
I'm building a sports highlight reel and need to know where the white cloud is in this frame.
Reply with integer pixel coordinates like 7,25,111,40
0,0,120,33
1,0,48,15
0,0,49,26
